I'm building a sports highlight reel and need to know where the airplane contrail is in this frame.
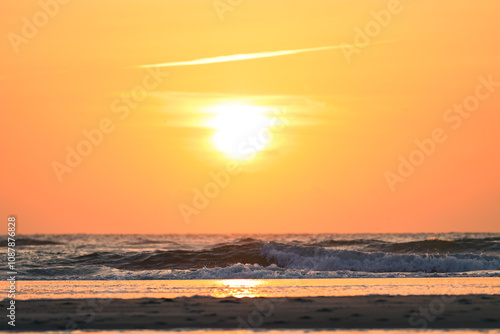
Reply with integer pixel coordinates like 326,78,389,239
0,41,396,81
137,42,387,69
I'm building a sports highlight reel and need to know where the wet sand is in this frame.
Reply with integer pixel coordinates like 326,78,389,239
2,295,499,331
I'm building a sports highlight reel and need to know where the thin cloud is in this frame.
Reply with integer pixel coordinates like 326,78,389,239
137,42,393,69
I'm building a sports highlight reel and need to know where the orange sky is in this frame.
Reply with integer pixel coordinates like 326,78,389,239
1,0,499,234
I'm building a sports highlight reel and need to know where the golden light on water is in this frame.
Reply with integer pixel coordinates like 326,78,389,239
8,278,500,300
221,279,262,287
212,279,266,298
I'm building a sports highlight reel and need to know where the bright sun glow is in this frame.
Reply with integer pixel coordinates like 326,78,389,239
206,104,274,160
212,279,265,298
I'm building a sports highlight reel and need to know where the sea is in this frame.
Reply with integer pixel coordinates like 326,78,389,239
9,233,500,281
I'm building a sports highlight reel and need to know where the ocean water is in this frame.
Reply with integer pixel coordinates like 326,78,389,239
6,233,500,280
79,331,500,334
12,330,500,334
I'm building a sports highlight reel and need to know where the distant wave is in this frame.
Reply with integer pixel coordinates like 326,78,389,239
12,233,500,280
127,239,181,246
261,242,500,273
308,239,386,247
310,237,500,254
0,237,63,247
71,242,271,270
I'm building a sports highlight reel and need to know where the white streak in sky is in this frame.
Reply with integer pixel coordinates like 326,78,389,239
137,44,361,69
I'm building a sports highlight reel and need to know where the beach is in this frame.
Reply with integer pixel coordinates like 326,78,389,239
2,294,499,331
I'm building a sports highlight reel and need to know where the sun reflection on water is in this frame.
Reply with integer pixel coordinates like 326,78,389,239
211,279,266,298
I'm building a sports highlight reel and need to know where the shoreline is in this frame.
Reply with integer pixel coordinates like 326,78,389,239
2,295,499,331
8,277,500,300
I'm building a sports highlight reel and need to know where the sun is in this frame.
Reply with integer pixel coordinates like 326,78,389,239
206,104,274,160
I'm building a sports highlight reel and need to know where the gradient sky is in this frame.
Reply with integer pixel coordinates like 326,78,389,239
1,0,499,234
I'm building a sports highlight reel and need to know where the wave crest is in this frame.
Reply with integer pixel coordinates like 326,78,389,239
261,242,500,273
